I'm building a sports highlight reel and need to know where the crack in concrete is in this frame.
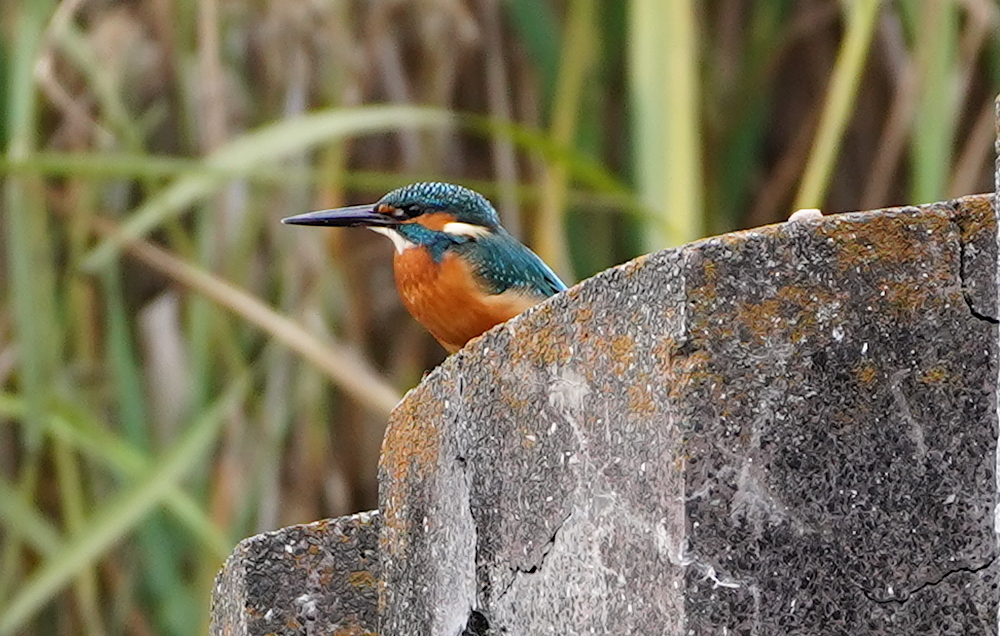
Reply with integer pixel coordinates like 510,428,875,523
494,510,573,603
950,214,999,324
967,305,1000,324
460,609,490,636
858,554,998,605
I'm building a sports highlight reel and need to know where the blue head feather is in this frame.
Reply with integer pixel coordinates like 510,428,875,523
379,182,501,228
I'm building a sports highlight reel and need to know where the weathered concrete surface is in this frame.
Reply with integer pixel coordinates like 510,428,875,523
209,511,379,636
379,195,999,635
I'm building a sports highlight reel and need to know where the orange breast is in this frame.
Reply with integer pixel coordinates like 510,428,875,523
393,247,541,353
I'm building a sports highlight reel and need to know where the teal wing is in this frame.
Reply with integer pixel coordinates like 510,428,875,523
459,231,567,299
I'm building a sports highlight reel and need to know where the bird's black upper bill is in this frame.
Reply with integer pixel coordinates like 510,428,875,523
281,204,394,228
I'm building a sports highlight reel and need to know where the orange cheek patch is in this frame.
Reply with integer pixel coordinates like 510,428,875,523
405,212,456,232
392,248,540,353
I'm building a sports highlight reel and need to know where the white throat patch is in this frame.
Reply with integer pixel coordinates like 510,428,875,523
369,227,417,254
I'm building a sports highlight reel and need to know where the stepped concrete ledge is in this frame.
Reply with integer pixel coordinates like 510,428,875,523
212,193,999,636
211,512,380,635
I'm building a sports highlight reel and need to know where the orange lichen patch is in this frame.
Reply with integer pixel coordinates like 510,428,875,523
333,626,377,636
379,384,444,556
507,310,571,366
652,336,677,370
573,337,603,384
317,567,334,586
673,453,688,472
628,377,656,415
717,228,763,247
734,298,782,342
348,570,378,589
772,285,850,345
951,194,993,242
685,305,718,347
829,239,880,268
661,305,680,324
827,405,869,432
686,280,719,325
775,284,840,310
620,252,651,278
394,247,541,352
574,304,594,326
700,258,719,284
817,212,953,271
918,365,950,384
500,371,532,412
404,211,456,231
775,293,814,343
610,334,636,375
854,363,878,386
377,579,387,613
879,263,958,318
882,281,930,315
671,368,725,405
381,385,444,485
666,349,715,402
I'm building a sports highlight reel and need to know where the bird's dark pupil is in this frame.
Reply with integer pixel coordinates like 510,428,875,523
404,205,420,217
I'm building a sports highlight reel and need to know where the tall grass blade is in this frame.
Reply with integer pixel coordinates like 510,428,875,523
794,0,881,210
0,377,247,636
629,0,703,250
1,1,57,614
537,0,598,281
101,264,195,636
4,0,56,449
0,477,62,556
910,0,958,204
101,225,403,415
82,107,454,271
505,0,561,113
52,438,108,636
0,394,230,557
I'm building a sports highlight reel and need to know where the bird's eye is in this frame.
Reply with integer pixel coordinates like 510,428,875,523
403,204,421,218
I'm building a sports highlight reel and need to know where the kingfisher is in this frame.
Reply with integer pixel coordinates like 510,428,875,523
282,182,567,353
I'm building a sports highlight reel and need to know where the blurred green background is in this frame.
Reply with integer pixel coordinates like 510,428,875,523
0,0,997,634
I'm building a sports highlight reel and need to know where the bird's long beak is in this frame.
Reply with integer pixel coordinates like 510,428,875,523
281,204,394,228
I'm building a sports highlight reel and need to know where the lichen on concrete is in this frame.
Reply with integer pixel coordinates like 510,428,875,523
378,194,999,635
209,512,380,636
210,193,999,635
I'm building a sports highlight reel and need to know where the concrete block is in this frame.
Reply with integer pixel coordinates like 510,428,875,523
210,196,998,636
210,512,379,636
379,195,999,635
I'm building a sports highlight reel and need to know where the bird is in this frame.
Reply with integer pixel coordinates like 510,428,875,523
282,182,567,353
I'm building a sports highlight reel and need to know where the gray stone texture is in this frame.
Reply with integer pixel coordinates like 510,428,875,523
210,511,379,636
210,196,999,636
379,194,999,635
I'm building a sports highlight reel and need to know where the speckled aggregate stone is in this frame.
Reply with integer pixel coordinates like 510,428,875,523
210,511,379,636
379,194,999,635
209,197,998,636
